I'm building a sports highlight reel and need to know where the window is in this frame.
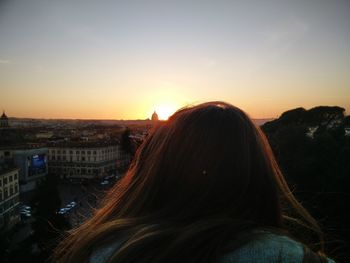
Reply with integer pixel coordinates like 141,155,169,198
87,151,91,155
0,179,2,186
76,151,80,154
63,150,66,154
70,150,73,154
93,151,97,155
82,151,85,154
3,177,7,185
9,175,13,182
14,173,17,180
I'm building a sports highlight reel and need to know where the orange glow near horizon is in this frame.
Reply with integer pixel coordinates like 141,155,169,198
1,1,350,120
154,104,177,120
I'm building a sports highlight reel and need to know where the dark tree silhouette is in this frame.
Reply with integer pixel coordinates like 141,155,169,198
262,106,350,263
30,176,71,262
121,128,133,154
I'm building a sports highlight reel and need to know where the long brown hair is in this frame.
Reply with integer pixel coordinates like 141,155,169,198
53,101,323,262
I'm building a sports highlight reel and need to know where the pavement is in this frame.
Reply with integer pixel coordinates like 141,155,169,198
8,176,120,250
57,178,118,227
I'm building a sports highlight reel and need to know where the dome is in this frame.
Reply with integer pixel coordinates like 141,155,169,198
151,111,159,122
0,111,9,128
1,111,8,119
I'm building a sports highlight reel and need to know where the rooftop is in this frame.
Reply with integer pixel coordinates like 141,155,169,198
47,140,119,148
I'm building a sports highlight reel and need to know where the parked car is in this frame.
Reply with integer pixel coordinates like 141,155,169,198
20,205,31,213
58,208,69,214
20,205,31,210
100,180,109,185
20,212,31,217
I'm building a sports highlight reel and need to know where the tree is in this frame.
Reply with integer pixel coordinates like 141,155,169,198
121,128,133,154
262,106,350,262
30,176,71,262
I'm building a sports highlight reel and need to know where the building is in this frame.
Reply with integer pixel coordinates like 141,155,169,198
48,142,129,180
13,148,48,192
0,111,9,128
36,131,54,139
151,111,159,122
0,151,20,232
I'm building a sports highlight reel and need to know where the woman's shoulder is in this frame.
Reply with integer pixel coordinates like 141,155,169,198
89,239,124,263
221,232,335,263
89,232,336,263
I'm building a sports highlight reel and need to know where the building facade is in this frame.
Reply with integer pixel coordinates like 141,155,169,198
13,148,48,192
48,142,129,180
0,163,20,231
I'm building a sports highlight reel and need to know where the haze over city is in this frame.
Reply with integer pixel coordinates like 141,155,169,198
1,0,349,120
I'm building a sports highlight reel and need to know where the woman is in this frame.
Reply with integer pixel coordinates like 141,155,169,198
54,101,334,263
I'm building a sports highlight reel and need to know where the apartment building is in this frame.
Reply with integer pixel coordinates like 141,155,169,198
13,148,48,192
48,142,129,179
0,152,20,231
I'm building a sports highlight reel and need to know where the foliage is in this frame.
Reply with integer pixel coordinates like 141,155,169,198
30,175,71,262
262,106,350,262
121,128,133,154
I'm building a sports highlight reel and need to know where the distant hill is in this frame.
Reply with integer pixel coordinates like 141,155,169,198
252,118,275,126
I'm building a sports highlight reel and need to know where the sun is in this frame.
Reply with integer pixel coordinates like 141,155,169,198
154,104,177,120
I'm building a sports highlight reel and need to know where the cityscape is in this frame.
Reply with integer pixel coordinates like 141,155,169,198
1,0,350,262
0,111,157,260
1,107,350,262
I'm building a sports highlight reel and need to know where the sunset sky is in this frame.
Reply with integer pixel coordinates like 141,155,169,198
0,0,349,120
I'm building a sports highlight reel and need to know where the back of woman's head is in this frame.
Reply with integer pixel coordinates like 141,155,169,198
54,101,322,263
119,102,281,225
